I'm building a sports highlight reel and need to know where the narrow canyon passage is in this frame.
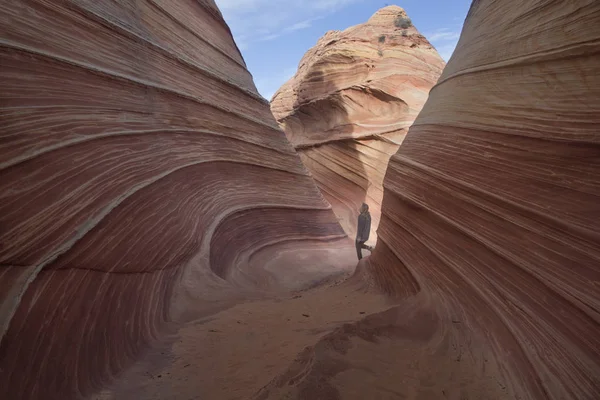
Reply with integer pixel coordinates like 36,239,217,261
1,1,599,400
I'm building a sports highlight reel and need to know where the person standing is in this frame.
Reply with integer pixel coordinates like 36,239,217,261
356,203,373,260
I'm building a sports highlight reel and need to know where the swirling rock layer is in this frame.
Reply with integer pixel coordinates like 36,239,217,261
258,1,600,399
362,0,600,399
0,1,349,399
271,6,445,240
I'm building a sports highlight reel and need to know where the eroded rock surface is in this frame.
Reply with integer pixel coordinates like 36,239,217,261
0,1,350,399
263,1,600,399
3,1,599,399
271,6,445,240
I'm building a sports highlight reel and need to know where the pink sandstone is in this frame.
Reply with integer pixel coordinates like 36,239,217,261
262,0,600,399
271,5,445,241
1,1,599,399
0,1,351,398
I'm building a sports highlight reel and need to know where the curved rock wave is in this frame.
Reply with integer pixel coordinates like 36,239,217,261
258,1,600,399
0,1,351,399
365,0,600,398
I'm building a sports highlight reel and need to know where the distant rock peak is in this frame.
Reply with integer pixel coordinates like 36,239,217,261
368,5,410,26
270,5,444,245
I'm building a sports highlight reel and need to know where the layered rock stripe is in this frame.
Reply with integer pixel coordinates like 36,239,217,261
0,1,348,399
271,6,445,242
365,0,600,399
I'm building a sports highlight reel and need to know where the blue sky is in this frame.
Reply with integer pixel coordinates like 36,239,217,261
215,1,473,100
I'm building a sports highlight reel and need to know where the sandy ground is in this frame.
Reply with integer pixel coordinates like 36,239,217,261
256,294,511,400
96,260,511,400
95,275,390,400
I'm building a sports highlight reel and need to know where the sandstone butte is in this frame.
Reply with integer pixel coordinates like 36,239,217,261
271,6,446,242
1,1,599,400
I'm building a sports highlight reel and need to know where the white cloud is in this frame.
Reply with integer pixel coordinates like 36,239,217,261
427,30,460,42
425,27,462,62
253,17,324,43
286,18,320,33
260,33,283,42
215,0,363,46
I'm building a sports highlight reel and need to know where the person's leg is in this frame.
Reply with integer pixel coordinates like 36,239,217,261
356,240,364,260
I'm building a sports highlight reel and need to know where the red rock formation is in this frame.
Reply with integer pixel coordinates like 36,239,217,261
363,0,600,398
0,1,349,399
257,1,600,399
271,6,445,242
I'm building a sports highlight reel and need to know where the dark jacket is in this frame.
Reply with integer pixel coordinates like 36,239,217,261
356,211,371,242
